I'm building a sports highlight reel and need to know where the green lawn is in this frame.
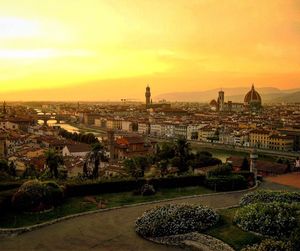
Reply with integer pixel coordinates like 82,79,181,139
0,186,213,228
206,208,263,251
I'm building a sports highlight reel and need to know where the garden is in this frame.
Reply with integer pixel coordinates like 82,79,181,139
135,190,300,251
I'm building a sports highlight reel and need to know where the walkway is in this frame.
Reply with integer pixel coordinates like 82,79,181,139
0,182,299,251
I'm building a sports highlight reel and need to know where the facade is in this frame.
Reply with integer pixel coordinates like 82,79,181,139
83,113,100,125
249,129,294,151
138,122,150,135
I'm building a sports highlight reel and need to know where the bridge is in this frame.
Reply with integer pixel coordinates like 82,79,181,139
32,112,72,125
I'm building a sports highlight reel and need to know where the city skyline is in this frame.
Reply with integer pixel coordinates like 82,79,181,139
1,0,300,101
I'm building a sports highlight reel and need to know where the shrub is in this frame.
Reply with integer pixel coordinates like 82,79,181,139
140,184,156,196
207,164,232,177
135,204,219,237
239,190,300,206
241,239,291,251
289,227,300,251
234,202,297,238
11,180,64,212
205,174,247,191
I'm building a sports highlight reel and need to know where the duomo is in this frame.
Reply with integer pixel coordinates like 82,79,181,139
209,84,262,112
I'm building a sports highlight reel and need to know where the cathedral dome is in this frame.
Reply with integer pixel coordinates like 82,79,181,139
244,84,262,104
209,99,218,107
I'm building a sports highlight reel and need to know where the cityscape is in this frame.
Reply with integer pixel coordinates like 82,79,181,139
1,1,300,251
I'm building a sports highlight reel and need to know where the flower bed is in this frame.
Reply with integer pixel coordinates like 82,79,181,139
234,202,297,238
241,239,290,251
135,204,219,237
239,190,300,206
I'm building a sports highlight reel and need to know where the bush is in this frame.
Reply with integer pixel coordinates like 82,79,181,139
11,180,64,212
239,190,300,206
135,204,219,237
289,227,300,251
241,239,291,251
65,175,205,197
140,184,156,196
205,174,247,191
234,202,297,238
207,164,232,177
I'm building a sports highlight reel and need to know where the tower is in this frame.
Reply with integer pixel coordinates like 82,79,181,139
145,85,151,108
250,149,258,183
218,90,225,111
3,101,6,115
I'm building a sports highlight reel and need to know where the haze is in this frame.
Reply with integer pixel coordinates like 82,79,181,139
1,0,300,101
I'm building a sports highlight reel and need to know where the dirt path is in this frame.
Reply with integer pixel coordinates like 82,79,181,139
1,181,299,251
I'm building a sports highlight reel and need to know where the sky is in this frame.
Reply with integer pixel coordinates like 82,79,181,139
0,0,300,101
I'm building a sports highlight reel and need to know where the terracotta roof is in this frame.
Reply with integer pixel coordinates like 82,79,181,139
66,143,91,153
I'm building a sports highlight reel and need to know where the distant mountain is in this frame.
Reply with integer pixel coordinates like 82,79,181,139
154,87,300,103
270,91,300,103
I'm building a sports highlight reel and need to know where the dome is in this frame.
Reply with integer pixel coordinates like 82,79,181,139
209,99,218,107
244,84,262,104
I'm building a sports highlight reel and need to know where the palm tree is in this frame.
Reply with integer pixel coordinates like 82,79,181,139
86,143,105,179
45,149,64,178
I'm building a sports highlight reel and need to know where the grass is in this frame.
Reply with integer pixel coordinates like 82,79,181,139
206,208,263,251
0,185,213,228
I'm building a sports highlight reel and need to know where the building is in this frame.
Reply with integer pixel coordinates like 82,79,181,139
249,129,294,151
209,84,262,112
138,122,150,135
62,143,91,157
112,135,156,160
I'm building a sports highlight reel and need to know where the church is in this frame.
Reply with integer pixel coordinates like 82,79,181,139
210,85,262,112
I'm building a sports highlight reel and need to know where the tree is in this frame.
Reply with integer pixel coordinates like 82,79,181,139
8,161,16,176
89,143,105,179
123,156,149,180
174,138,190,173
23,164,39,178
158,160,169,177
158,142,176,160
45,149,64,178
0,159,9,173
241,157,250,171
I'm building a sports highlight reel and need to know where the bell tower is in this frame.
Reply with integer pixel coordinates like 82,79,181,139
218,90,224,111
145,85,151,108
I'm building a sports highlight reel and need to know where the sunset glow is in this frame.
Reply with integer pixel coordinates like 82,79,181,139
1,0,300,100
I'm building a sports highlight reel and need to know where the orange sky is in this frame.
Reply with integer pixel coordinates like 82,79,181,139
0,0,300,101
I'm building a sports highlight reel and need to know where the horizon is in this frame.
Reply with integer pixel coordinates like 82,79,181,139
1,0,300,101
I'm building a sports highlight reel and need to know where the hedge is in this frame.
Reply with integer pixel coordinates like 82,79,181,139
204,174,248,192
0,189,17,213
64,175,206,197
0,181,23,192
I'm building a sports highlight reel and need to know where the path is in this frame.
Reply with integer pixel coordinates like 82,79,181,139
0,181,299,251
